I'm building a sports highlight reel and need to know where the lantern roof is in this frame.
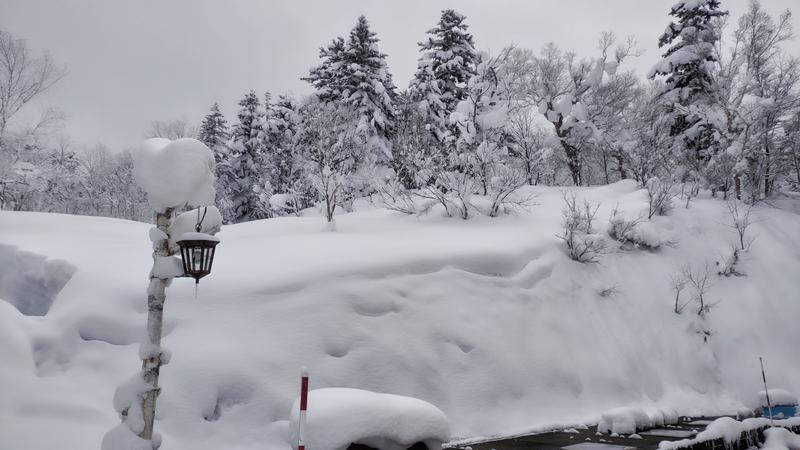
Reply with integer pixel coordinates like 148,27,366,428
176,231,220,243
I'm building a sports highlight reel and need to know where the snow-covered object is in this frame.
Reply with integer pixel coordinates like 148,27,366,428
762,426,800,450
133,138,216,212
660,417,800,450
175,232,220,243
598,406,679,434
149,227,168,244
152,256,184,279
288,388,449,450
168,206,222,252
760,389,799,407
101,424,156,450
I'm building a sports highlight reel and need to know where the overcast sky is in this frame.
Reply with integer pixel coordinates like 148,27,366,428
2,0,798,150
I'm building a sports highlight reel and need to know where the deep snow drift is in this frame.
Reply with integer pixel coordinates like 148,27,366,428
1,181,799,450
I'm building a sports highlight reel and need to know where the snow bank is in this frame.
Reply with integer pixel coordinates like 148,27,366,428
288,388,449,450
763,427,800,450
660,417,800,450
597,406,678,435
760,389,799,407
0,243,75,315
2,184,800,450
133,138,216,212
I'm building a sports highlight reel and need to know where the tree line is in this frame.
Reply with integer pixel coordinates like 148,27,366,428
2,1,798,223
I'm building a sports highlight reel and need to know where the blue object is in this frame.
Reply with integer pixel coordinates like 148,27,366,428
763,405,798,418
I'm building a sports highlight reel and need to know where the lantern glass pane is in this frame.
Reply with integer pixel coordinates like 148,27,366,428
192,248,202,271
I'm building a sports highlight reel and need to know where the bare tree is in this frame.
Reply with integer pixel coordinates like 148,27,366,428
511,33,638,185
507,108,548,185
146,117,197,140
0,30,66,142
682,264,714,317
646,177,674,219
670,271,689,314
726,199,756,250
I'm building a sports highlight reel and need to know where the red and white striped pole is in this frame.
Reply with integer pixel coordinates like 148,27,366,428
298,367,309,450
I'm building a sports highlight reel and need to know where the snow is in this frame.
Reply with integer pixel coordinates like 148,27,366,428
597,406,677,435
152,256,184,279
659,417,800,450
1,183,800,450
762,427,800,450
175,232,220,243
132,138,216,212
168,206,223,252
101,423,156,450
288,388,449,450
760,389,799,407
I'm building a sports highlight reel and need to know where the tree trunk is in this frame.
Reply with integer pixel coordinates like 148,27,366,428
763,133,770,198
614,152,627,180
560,140,581,186
140,207,174,440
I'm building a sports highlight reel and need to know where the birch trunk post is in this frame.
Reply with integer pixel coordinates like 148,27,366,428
140,207,174,440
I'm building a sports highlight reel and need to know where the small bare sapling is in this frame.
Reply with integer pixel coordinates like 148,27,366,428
557,191,607,263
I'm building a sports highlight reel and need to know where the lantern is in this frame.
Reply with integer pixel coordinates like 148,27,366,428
176,231,219,284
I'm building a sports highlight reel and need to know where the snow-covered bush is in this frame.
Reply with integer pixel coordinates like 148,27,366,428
608,207,663,249
558,192,607,263
646,176,674,218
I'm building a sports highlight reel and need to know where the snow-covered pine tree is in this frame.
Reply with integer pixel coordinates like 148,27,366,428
648,0,728,175
198,102,229,154
305,15,397,165
262,93,302,212
229,90,269,222
303,37,346,103
410,10,477,147
199,102,234,221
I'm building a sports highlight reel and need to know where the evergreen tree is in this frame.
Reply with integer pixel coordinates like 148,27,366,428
263,93,301,197
229,90,269,222
305,15,397,163
303,38,346,103
198,102,234,221
198,102,229,161
410,10,477,144
648,1,728,167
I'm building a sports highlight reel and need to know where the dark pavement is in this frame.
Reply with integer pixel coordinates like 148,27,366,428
450,417,725,450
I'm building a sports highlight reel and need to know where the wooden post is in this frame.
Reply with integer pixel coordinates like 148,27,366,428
140,207,174,440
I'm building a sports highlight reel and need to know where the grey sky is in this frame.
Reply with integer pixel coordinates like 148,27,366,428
2,0,798,150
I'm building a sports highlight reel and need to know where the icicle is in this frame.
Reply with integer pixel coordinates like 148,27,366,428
194,282,198,301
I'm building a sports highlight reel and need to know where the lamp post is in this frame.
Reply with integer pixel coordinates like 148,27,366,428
140,207,174,441
103,137,221,450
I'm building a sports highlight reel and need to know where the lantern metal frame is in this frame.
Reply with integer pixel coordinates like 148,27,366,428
177,236,219,283
176,207,219,284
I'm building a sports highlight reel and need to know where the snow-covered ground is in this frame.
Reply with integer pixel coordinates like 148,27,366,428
1,181,799,450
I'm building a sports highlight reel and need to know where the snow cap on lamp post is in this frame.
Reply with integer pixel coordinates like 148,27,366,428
176,207,220,284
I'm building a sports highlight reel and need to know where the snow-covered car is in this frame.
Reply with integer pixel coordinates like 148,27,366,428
289,388,450,450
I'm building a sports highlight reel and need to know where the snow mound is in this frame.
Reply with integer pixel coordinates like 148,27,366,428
763,427,800,450
597,406,678,435
0,243,75,316
288,388,450,450
133,138,215,212
760,389,799,407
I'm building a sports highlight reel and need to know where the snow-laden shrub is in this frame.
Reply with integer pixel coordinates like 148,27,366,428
558,192,607,263
646,176,674,218
608,208,663,249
